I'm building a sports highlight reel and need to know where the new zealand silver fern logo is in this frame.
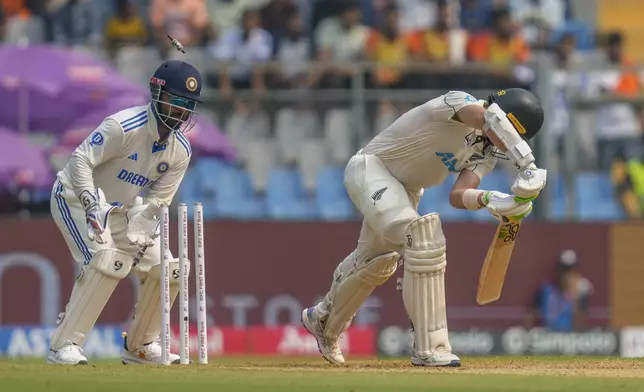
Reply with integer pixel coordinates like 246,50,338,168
371,187,387,205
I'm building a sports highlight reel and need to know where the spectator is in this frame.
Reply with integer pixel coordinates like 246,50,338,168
210,9,273,96
506,0,567,48
364,3,415,89
270,6,312,89
259,0,296,41
390,0,435,34
611,147,643,219
313,1,368,88
206,0,269,35
104,0,147,60
460,0,495,32
550,33,584,162
467,7,531,67
586,32,643,171
467,7,534,87
409,0,467,64
525,250,593,331
52,0,107,46
150,0,208,57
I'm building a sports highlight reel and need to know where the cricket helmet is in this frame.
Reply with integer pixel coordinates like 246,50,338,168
149,60,202,132
487,88,544,140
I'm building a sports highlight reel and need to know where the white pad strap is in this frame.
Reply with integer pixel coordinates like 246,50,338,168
125,260,185,350
402,213,450,358
50,249,132,350
484,103,535,169
324,252,398,341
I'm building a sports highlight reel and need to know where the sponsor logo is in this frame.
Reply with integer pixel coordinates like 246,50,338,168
117,169,155,187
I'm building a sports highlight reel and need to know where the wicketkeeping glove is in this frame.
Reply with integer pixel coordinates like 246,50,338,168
78,188,123,244
126,199,161,247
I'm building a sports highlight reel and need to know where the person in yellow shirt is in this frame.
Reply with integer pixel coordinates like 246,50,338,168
364,4,416,88
104,0,148,60
409,0,466,63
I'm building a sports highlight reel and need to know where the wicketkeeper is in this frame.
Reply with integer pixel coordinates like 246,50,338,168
48,60,201,365
302,88,548,366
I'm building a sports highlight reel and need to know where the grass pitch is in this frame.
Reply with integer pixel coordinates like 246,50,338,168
2,356,644,392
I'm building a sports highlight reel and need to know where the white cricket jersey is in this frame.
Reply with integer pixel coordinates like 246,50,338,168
57,104,192,205
362,90,503,191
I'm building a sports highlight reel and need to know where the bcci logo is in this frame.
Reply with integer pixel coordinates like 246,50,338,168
186,77,198,92
157,162,169,174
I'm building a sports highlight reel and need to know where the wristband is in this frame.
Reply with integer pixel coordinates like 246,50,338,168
462,189,486,210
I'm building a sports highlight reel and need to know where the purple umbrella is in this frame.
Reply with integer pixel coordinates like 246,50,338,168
0,126,53,188
0,45,148,134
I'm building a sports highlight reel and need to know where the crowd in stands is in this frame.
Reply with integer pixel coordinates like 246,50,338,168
0,0,642,221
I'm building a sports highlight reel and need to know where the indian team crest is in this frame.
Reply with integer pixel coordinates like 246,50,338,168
186,77,198,92
157,161,170,174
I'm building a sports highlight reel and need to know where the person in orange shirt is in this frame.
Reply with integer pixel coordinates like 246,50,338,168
408,0,466,64
467,7,530,67
364,3,416,88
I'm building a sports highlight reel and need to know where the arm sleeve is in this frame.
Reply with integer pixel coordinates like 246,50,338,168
429,90,483,122
69,118,125,197
144,156,191,206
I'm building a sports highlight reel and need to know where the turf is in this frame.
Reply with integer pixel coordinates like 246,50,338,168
2,356,644,392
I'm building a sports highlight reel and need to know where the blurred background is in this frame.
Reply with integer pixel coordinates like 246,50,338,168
1,0,644,360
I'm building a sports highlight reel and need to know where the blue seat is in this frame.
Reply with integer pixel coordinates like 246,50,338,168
418,186,441,215
480,170,510,192
315,165,355,220
193,161,263,220
213,198,266,220
549,21,595,51
575,172,613,203
577,199,625,221
266,168,316,220
547,196,567,221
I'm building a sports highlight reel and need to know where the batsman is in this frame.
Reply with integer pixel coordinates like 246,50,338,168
302,88,547,367
47,59,201,365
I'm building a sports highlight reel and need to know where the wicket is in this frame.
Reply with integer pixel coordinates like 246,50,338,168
160,202,208,366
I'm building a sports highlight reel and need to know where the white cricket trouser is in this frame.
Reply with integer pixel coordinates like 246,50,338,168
345,152,422,263
313,152,423,323
50,179,165,275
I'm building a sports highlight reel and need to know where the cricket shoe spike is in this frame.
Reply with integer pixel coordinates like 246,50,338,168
47,340,88,365
410,345,461,367
121,335,184,365
301,307,345,365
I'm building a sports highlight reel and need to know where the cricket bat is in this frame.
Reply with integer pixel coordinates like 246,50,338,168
476,219,522,305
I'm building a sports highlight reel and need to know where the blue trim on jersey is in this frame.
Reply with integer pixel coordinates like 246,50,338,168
175,131,191,157
120,111,147,127
54,182,92,264
123,116,149,133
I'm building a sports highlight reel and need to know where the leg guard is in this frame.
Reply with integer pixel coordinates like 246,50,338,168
323,251,399,341
125,259,185,350
402,213,451,358
50,249,133,350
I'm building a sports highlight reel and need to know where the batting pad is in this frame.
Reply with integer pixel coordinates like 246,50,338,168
324,252,398,341
402,213,450,359
50,249,133,350
126,260,184,350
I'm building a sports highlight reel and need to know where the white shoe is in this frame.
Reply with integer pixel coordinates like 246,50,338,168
47,341,88,365
301,307,345,365
411,346,461,367
121,337,183,365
